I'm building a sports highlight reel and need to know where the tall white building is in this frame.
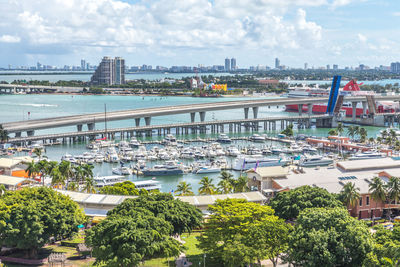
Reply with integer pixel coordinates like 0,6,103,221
91,56,125,85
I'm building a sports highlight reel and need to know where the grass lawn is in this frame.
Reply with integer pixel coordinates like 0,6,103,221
141,232,219,267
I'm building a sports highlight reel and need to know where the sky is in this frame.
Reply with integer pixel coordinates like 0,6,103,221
0,0,399,69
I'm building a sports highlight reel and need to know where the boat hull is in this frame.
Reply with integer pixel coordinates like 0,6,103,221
142,169,184,176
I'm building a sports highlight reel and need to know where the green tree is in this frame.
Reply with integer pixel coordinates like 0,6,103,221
82,163,94,179
198,199,289,266
217,179,233,194
175,181,194,196
219,171,234,183
281,124,294,137
387,177,400,205
198,176,216,195
359,127,368,142
0,187,85,258
25,160,38,179
270,185,343,221
339,182,361,209
99,181,140,196
0,184,6,196
328,128,338,136
107,193,202,235
347,125,356,140
0,125,8,143
86,212,182,267
83,177,96,193
233,175,249,193
336,122,344,136
286,207,372,267
369,177,387,223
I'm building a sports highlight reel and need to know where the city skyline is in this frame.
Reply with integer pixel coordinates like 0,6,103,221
1,0,400,68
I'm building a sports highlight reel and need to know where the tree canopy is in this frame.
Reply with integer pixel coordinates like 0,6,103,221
286,207,372,267
198,198,292,266
86,193,202,266
0,187,85,258
269,185,343,220
107,193,202,235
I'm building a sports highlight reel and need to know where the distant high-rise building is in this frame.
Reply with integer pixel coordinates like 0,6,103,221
225,58,231,71
391,62,400,73
90,56,125,85
326,64,330,70
333,64,338,70
86,63,90,70
231,58,236,70
37,62,42,70
304,63,308,70
359,64,365,71
115,57,125,85
275,58,280,69
80,59,86,70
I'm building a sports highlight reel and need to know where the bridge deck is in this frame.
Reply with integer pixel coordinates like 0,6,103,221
3,96,398,133
7,115,330,143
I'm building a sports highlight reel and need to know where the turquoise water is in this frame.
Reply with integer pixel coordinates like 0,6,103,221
0,94,388,194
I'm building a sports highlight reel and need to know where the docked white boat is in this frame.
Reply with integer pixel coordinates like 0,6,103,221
226,146,241,157
133,180,161,191
249,134,265,142
94,175,126,187
196,166,221,174
299,155,333,167
129,137,141,148
233,155,289,171
112,166,132,175
349,151,385,160
217,134,232,143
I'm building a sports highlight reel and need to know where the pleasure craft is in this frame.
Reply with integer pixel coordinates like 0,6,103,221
249,134,265,142
112,166,132,175
233,155,289,171
349,151,385,160
216,134,232,144
299,155,333,167
226,146,241,157
133,180,161,191
94,175,126,187
129,137,141,148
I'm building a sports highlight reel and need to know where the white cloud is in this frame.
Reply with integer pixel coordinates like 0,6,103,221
0,0,324,53
393,12,400,16
358,33,367,43
0,34,21,43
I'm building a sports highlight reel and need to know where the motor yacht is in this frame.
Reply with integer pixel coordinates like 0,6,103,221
217,134,232,144
233,155,289,171
249,134,265,142
112,166,132,175
299,155,333,167
349,151,385,160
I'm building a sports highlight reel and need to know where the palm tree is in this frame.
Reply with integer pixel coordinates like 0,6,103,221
26,160,38,179
340,182,361,210
359,127,368,143
32,148,46,161
336,122,344,136
233,176,249,193
198,176,216,195
82,164,94,179
347,125,355,140
175,181,194,196
59,160,73,186
50,166,64,188
0,184,6,196
328,129,338,136
369,177,387,223
218,179,233,194
73,165,85,184
83,177,96,193
386,177,400,219
35,160,49,186
381,130,388,140
354,126,360,140
390,129,397,140
67,181,78,191
219,171,234,183
0,125,9,143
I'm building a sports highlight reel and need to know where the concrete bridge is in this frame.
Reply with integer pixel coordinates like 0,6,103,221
2,95,400,138
7,115,332,144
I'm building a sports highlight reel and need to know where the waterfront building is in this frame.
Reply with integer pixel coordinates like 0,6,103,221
90,56,125,85
247,158,400,219
225,58,231,71
231,58,236,70
304,63,308,70
333,64,339,70
391,62,400,73
275,58,280,69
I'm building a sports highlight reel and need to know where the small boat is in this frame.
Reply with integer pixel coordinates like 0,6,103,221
226,146,240,157
349,151,385,160
133,180,162,191
142,161,185,176
249,134,265,142
112,166,132,175
233,155,289,171
94,175,126,187
196,166,221,174
129,137,141,148
216,134,232,143
299,155,333,167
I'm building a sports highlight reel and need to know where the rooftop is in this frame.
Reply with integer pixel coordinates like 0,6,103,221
0,175,30,186
246,166,288,178
337,158,400,172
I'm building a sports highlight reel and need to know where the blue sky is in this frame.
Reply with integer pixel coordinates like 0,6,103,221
0,0,399,69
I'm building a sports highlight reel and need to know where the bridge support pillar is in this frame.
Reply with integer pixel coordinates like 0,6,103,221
145,117,151,126
362,101,367,116
200,112,206,122
252,107,259,118
190,112,195,123
77,124,83,132
244,108,249,119
307,104,313,116
352,102,357,121
298,104,303,116
15,132,21,138
87,123,95,131
135,118,140,127
27,130,34,137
